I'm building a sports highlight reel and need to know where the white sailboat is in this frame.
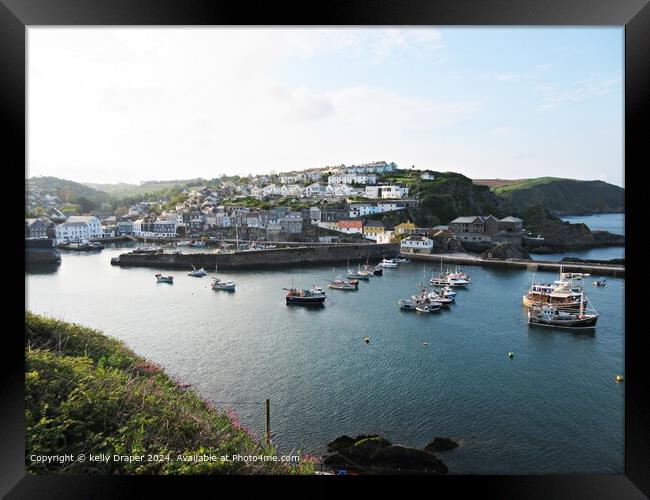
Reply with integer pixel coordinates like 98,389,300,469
211,263,236,291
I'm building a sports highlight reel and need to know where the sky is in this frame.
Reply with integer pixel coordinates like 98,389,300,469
27,27,624,187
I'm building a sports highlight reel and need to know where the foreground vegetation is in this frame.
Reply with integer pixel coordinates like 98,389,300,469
25,312,316,474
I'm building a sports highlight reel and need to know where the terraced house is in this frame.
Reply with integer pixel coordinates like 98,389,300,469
54,215,103,242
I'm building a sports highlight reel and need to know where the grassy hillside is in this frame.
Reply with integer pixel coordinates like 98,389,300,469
25,312,315,474
27,176,112,212
493,177,624,215
85,180,206,198
472,178,529,189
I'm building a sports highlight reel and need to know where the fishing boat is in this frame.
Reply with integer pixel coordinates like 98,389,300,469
366,264,383,276
399,299,419,310
346,262,370,281
422,289,453,306
211,264,236,291
155,273,174,284
447,276,470,287
593,278,607,287
528,292,598,330
448,266,470,280
429,274,449,286
430,261,449,286
438,286,457,301
377,258,398,268
416,304,431,313
187,266,208,277
285,287,327,304
395,257,410,264
328,275,358,290
190,240,207,248
212,278,236,291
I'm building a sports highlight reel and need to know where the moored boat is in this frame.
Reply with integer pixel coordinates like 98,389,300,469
593,278,607,287
188,266,208,277
211,264,236,291
212,278,236,291
155,273,174,283
399,299,419,310
522,281,583,308
328,275,358,290
527,293,598,330
286,287,327,304
377,258,398,268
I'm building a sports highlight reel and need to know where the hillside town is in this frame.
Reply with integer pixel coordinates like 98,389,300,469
26,160,528,255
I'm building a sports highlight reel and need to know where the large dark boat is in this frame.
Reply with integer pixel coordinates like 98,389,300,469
286,287,327,304
527,293,598,330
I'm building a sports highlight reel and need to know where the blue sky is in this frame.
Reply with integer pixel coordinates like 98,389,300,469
28,28,623,186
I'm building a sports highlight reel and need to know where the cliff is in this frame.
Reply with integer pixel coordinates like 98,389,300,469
493,177,624,215
521,205,625,250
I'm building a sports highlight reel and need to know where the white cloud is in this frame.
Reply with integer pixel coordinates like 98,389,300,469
494,64,551,82
537,75,622,109
492,127,515,137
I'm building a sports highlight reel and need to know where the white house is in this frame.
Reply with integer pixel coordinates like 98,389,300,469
304,182,327,197
381,186,409,199
349,203,379,217
376,230,394,244
400,235,434,254
364,185,408,199
262,184,282,197
420,172,435,180
326,184,358,197
281,184,302,197
279,174,299,184
132,219,177,239
250,185,262,198
55,215,103,242
328,173,377,185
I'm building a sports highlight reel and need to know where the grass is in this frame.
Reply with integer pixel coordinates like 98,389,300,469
493,177,571,194
25,312,317,474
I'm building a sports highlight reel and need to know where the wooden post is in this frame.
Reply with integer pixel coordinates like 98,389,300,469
265,399,271,445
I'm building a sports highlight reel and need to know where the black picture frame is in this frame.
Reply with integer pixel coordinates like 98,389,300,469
6,0,648,497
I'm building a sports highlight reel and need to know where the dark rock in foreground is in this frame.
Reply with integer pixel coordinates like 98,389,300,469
324,434,448,474
424,437,459,452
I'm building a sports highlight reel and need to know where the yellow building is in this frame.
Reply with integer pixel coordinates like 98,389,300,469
363,220,385,239
394,221,416,235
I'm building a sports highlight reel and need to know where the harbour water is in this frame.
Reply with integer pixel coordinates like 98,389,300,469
530,213,625,262
25,246,624,474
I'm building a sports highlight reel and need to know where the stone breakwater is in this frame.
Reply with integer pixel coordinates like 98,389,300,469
405,253,625,277
110,244,399,270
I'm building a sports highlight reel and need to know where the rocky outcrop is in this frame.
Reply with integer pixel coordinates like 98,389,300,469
431,232,465,254
424,437,459,452
323,434,448,474
480,242,531,260
522,206,624,250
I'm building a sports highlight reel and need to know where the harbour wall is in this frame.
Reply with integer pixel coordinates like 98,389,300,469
111,244,400,270
405,253,625,277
